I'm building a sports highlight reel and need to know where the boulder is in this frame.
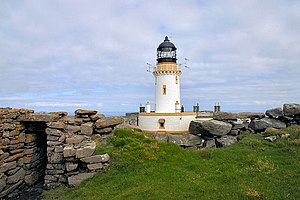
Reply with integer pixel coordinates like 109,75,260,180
95,117,124,129
75,109,97,116
215,135,238,147
265,107,283,118
75,141,96,158
283,104,300,116
189,120,232,137
236,112,265,119
213,112,237,120
80,122,94,136
80,154,110,164
249,118,272,132
68,173,96,187
263,118,286,129
168,134,202,147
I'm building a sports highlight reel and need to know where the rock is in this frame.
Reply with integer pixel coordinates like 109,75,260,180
216,135,238,147
48,153,64,163
89,114,105,122
213,112,237,120
168,134,202,147
65,162,78,171
47,122,65,129
0,161,17,173
47,135,60,141
46,128,63,136
24,171,39,186
66,125,81,133
95,127,113,134
152,133,169,142
236,112,265,119
189,120,232,137
263,118,286,129
7,168,25,184
0,174,6,192
228,129,239,136
25,113,60,122
281,133,290,138
265,107,283,118
203,139,216,148
66,135,84,144
44,175,58,182
63,146,76,157
283,104,300,116
0,180,23,198
249,118,272,132
75,109,97,116
95,117,124,129
68,173,96,187
80,154,110,164
87,163,103,171
80,122,94,136
265,136,277,142
75,141,96,158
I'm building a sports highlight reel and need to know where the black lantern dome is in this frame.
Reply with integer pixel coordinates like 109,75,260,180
157,36,177,63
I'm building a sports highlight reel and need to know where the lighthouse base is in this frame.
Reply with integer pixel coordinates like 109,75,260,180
139,112,197,134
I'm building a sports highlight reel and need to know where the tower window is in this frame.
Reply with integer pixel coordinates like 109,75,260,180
163,85,166,95
175,76,178,84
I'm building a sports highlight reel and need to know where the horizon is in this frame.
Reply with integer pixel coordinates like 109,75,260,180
1,1,300,113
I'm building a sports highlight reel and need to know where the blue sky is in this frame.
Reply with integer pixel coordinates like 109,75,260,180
1,0,300,115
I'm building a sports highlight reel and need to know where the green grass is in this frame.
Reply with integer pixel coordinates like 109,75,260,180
43,127,300,200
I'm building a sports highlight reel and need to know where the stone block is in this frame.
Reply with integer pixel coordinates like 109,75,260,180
80,154,110,164
24,113,60,122
0,161,17,173
189,120,232,137
66,125,80,133
47,122,66,129
68,173,96,187
66,135,84,144
283,104,300,116
0,180,23,199
89,114,105,122
7,168,25,184
45,128,63,136
24,171,39,186
75,109,97,116
25,134,37,143
63,146,76,157
44,174,58,182
95,127,113,134
80,122,94,136
95,117,124,129
48,153,64,163
87,163,103,171
66,162,78,172
47,141,62,146
54,146,64,153
216,135,238,147
47,135,60,141
75,141,96,158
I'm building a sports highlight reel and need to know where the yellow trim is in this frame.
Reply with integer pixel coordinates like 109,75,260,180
139,112,196,116
142,130,189,134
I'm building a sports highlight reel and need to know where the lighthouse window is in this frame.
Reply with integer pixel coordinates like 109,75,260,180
175,76,178,84
163,85,166,95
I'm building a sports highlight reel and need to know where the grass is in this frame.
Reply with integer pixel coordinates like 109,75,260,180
43,127,300,200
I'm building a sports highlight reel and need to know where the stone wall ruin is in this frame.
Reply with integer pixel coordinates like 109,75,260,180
0,108,124,199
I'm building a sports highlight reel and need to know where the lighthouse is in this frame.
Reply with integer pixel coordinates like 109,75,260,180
139,36,197,133
154,36,182,113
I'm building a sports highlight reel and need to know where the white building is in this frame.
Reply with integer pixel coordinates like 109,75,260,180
139,36,198,133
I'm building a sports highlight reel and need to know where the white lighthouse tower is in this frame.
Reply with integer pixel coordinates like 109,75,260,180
154,36,182,113
139,36,197,133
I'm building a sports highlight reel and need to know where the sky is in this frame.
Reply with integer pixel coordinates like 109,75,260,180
1,0,300,115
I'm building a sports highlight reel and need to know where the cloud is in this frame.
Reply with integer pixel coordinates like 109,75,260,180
0,0,300,113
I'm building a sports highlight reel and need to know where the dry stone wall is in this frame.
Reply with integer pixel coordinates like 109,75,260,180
0,108,124,199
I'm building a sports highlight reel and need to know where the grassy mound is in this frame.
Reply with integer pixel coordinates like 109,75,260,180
43,127,300,200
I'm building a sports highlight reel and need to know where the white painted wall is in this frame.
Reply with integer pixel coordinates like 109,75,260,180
139,114,196,132
154,73,181,113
